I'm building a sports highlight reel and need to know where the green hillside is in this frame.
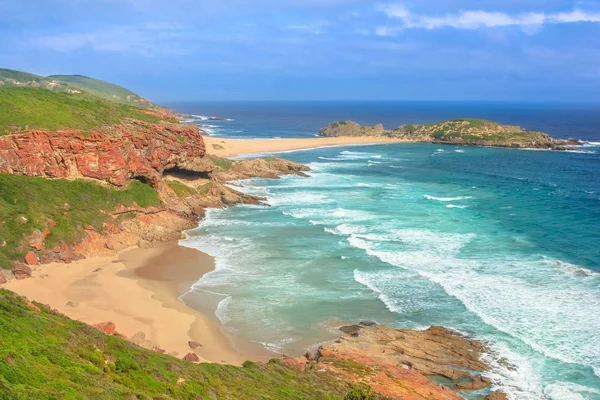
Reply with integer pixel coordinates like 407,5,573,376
0,68,72,92
0,288,353,399
0,174,161,269
49,74,150,107
0,87,163,135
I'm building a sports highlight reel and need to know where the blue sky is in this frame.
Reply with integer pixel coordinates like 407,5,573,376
2,0,600,101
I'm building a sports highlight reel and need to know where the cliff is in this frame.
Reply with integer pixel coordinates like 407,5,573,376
319,118,581,149
0,118,309,272
0,119,205,187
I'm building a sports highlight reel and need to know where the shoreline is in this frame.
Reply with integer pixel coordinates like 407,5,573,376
5,240,270,365
203,135,410,157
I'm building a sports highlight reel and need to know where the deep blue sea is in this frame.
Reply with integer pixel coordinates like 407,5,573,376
169,101,600,400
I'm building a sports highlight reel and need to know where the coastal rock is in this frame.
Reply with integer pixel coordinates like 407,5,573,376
0,120,206,187
188,341,202,349
12,263,32,279
0,273,6,284
66,301,79,308
24,251,38,265
485,390,509,400
29,229,50,251
93,321,117,335
316,324,493,399
183,353,200,363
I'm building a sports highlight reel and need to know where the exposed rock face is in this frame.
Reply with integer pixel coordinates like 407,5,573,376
310,324,494,400
93,321,117,335
0,119,206,187
319,119,575,149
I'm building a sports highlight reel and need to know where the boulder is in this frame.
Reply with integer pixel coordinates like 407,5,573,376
66,301,79,308
339,325,362,337
183,353,200,363
93,321,117,335
24,251,38,266
12,263,32,279
485,391,509,400
188,341,202,349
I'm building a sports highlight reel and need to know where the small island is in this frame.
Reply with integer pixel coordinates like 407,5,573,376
319,118,581,149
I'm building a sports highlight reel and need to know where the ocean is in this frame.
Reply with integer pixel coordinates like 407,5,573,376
168,101,600,400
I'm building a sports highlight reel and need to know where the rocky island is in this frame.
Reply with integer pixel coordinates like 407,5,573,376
319,118,582,149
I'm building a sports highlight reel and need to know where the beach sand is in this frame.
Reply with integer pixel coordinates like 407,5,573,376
5,241,263,365
204,135,409,158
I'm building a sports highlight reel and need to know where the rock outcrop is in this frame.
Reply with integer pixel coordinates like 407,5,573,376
0,119,206,187
319,118,579,149
318,121,385,137
284,323,498,400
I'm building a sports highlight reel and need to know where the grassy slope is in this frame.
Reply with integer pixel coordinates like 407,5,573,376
0,289,352,399
0,174,160,269
0,69,71,92
0,87,162,135
48,75,145,106
403,118,547,144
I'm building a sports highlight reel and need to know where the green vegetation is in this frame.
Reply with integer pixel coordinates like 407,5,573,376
208,155,233,171
344,388,377,400
0,69,71,92
48,75,148,107
0,289,355,399
0,174,160,269
165,180,198,198
0,87,163,134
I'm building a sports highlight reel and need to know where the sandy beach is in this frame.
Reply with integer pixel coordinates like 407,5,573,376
204,135,409,157
5,241,261,365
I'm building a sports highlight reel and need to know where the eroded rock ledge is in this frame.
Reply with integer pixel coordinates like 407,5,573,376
283,323,508,400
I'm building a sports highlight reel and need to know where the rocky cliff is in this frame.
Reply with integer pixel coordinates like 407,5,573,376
319,118,581,149
0,120,309,276
0,119,205,187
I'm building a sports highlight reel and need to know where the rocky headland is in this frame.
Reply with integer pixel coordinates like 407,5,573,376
283,322,508,400
319,118,582,149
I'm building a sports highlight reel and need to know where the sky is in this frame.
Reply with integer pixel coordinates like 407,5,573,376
2,0,600,101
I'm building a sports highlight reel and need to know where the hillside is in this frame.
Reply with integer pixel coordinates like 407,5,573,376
0,289,356,399
0,68,74,92
319,118,572,149
49,74,152,107
0,87,165,134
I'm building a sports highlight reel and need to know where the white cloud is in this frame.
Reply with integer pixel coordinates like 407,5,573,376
378,4,600,34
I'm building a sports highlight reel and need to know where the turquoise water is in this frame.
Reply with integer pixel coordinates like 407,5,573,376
181,142,600,399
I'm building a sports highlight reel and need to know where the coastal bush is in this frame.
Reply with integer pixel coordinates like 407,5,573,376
0,289,355,398
0,174,160,268
344,388,376,400
0,87,162,135
166,180,198,198
208,155,233,170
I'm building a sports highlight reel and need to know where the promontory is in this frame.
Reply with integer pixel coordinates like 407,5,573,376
319,118,581,149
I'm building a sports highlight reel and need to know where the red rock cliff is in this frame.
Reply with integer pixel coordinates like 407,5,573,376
0,119,206,187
